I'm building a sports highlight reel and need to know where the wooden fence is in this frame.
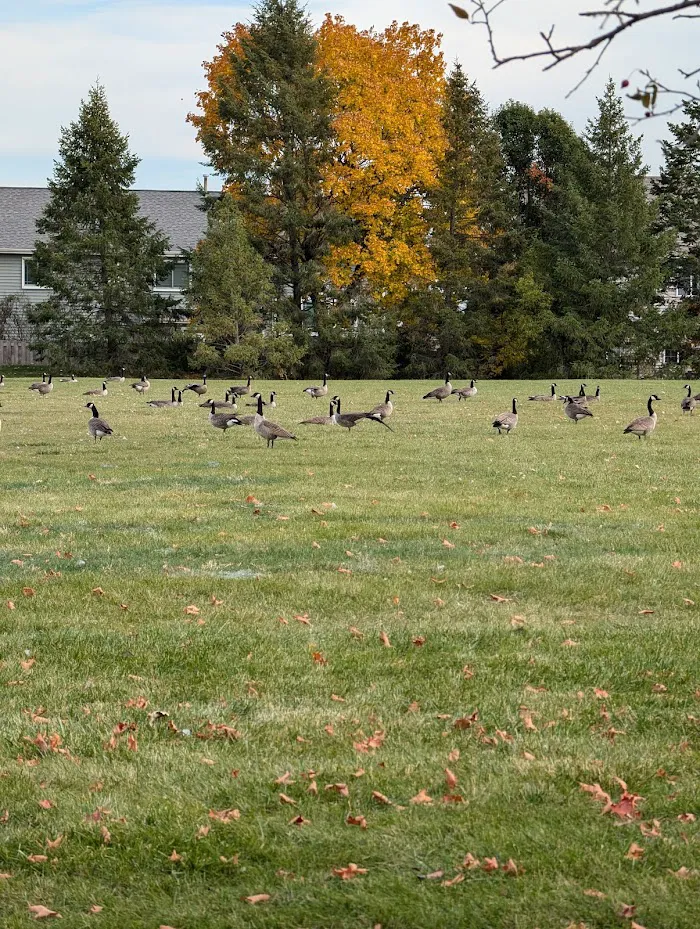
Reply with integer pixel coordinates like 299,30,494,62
0,340,37,365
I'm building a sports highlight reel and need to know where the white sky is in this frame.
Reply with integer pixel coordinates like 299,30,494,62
0,0,695,189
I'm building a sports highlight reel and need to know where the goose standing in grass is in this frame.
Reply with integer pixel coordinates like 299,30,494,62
303,373,329,399
422,373,452,402
147,388,177,408
452,380,477,400
563,396,593,424
253,392,297,447
300,400,336,426
185,373,207,396
106,367,126,383
247,391,277,408
585,385,601,402
29,372,47,390
492,398,518,435
332,396,393,432
203,399,243,433
60,374,78,383
528,383,557,402
229,375,252,398
130,375,150,394
201,391,236,411
33,375,54,397
83,381,107,397
681,384,696,414
85,403,113,442
0,374,4,389
369,390,394,422
624,395,661,439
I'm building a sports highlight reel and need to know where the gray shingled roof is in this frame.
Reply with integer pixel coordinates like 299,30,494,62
0,187,210,253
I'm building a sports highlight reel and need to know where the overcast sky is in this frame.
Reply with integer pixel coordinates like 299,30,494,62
0,0,695,190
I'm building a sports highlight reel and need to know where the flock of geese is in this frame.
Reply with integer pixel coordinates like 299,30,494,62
5,369,697,446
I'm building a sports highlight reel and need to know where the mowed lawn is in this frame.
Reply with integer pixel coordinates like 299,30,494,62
0,376,698,929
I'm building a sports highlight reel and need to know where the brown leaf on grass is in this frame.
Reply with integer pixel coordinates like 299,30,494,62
275,771,294,785
91,587,104,597
520,711,538,732
444,768,458,790
625,842,645,860
242,894,271,904
669,866,699,878
412,635,426,646
311,651,327,666
640,819,661,837
88,906,103,914
379,631,392,648
677,812,696,822
245,495,261,504
289,815,310,826
346,814,368,829
638,609,654,615
331,694,345,702
489,594,511,603
28,905,61,919
169,850,182,862
45,836,63,850
127,733,138,752
652,683,667,693
100,825,111,845
448,748,460,762
323,724,334,736
184,605,200,616
372,790,391,805
337,567,352,575
522,751,536,761
442,794,464,803
502,858,522,875
580,783,612,805
482,857,499,872
594,688,609,699
561,639,579,647
604,792,643,820
294,612,311,626
410,789,433,805
27,855,48,863
208,808,241,823
619,904,636,918
6,600,15,610
406,701,420,713
38,799,54,810
630,923,649,929
441,872,465,887
442,539,455,549
279,793,296,806
453,710,479,730
583,889,607,899
349,626,364,639
424,869,444,880
23,587,36,597
325,783,349,798
195,825,210,839
463,852,480,869
332,863,367,880
124,696,149,709
0,872,12,879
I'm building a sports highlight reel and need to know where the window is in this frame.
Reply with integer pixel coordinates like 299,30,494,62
22,257,45,289
155,261,189,290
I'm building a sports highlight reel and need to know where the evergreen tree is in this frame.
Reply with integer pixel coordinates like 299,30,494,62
28,84,179,373
187,194,303,377
198,0,346,339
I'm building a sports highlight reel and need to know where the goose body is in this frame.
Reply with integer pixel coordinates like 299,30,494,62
85,403,113,441
60,374,78,383
300,400,336,425
229,375,252,397
369,390,394,421
202,391,237,411
253,393,297,447
563,397,593,423
423,373,452,402
303,373,329,399
528,383,557,402
332,396,393,431
204,399,243,433
586,385,601,402
29,372,47,390
34,375,54,397
106,367,126,383
624,395,660,439
83,381,107,397
185,373,208,396
148,388,177,408
246,391,277,408
492,398,518,435
452,380,477,400
131,375,150,394
681,384,696,414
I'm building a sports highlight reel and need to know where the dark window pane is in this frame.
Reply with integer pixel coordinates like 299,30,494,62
172,263,189,289
155,271,173,288
24,258,39,286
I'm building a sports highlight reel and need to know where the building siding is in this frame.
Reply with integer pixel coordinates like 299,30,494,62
0,253,50,306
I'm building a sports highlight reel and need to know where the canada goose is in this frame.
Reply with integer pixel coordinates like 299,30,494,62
106,367,126,383
423,372,452,402
29,372,47,390
246,391,277,408
303,373,329,399
60,374,78,383
85,403,113,442
201,391,237,411
528,383,557,402
253,392,297,447
0,374,4,388
624,395,660,439
185,373,207,396
492,398,518,435
173,390,184,407
130,375,150,394
229,375,252,397
34,375,54,397
203,399,243,433
681,384,696,414
83,381,107,397
563,396,593,423
147,388,177,408
369,390,394,421
332,396,393,431
585,385,601,402
300,400,336,425
452,380,477,400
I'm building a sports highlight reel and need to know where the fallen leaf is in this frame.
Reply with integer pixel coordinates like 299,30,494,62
325,783,349,797
23,587,36,597
379,631,392,648
619,904,637,918
583,889,607,899
489,594,510,603
463,852,480,869
441,872,465,886
580,782,612,805
208,808,241,823
482,857,499,872
279,793,296,806
625,842,645,860
38,799,54,810
638,609,655,615
410,789,433,805
28,905,61,919
45,836,63,850
88,906,103,914
27,855,48,863
332,863,367,880
242,894,271,904
444,768,458,790
184,605,200,616
678,812,696,823
346,814,368,829
100,825,111,845
289,815,310,826
502,858,521,875
349,626,364,639
372,790,391,805
0,872,12,879
561,639,579,647
442,539,455,549
169,850,182,862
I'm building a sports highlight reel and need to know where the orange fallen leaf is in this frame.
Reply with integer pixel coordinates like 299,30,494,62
561,639,579,647
502,858,521,875
444,768,458,790
6,600,15,610
0,872,12,879
184,605,200,615
625,842,644,860
453,710,479,730
463,852,480,869
279,793,296,806
311,651,327,665
45,836,63,850
100,825,111,844
28,904,61,919
208,808,241,823
412,636,426,646
332,863,367,880
410,789,433,805
346,814,367,829
372,790,391,805
379,631,392,648
638,609,654,615
448,748,460,762
169,850,182,862
349,626,364,639
275,771,294,785
489,594,511,603
482,857,499,872
289,815,310,826
677,812,696,823
27,855,48,863
580,782,612,805
242,894,271,904
88,906,103,914
325,783,349,798
127,733,138,752
442,539,455,549
441,872,465,887
38,799,54,810
583,889,607,899
23,587,36,597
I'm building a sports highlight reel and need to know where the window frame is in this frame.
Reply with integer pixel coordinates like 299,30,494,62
21,256,47,290
153,260,189,293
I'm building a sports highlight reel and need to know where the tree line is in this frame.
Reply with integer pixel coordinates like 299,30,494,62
28,0,700,378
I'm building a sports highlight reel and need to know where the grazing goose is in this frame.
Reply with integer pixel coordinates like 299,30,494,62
130,375,150,394
106,367,126,383
332,396,393,431
83,381,108,397
528,383,557,402
624,395,660,439
229,375,252,398
423,372,452,402
203,399,243,433
253,392,297,447
60,374,78,383
185,373,208,396
563,396,593,423
147,387,177,408
29,372,47,390
452,380,477,400
85,403,113,442
34,375,54,397
300,400,336,425
201,390,237,411
303,373,329,399
492,398,518,435
681,384,696,414
369,390,394,421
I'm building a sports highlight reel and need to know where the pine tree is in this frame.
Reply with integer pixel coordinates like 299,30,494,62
28,84,178,373
187,194,303,376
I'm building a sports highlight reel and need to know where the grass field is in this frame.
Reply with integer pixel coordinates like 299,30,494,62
0,375,698,929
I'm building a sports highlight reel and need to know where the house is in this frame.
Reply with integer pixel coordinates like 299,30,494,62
0,186,210,364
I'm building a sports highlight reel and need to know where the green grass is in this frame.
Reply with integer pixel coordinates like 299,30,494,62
0,375,698,929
